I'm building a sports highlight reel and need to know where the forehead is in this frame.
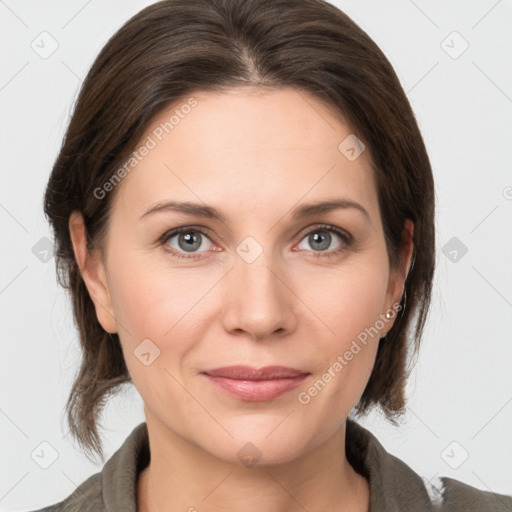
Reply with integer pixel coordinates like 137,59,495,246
111,87,379,225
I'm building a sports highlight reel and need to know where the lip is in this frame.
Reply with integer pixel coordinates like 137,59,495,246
203,365,308,380
201,365,310,401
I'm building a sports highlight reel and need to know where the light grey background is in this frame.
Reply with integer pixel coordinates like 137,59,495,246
1,0,511,510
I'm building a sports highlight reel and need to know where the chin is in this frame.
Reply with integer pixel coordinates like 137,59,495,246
201,420,318,468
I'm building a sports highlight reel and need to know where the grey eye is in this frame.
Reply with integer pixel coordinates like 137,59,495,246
166,230,213,253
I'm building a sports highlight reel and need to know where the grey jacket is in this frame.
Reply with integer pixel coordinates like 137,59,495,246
29,420,512,511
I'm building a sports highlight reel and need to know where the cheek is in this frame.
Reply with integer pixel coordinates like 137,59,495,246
108,260,166,337
107,242,192,328
105,248,220,367
105,250,172,355
304,259,389,345
105,255,199,405
295,260,388,404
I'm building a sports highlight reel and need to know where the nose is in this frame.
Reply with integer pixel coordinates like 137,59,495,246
221,250,298,341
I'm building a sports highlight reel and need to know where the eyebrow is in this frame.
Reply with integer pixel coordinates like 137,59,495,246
139,198,371,224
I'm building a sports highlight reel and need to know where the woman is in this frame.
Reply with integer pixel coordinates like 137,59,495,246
32,0,511,510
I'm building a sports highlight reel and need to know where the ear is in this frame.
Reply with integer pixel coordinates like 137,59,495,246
382,219,415,334
398,218,415,284
68,211,118,334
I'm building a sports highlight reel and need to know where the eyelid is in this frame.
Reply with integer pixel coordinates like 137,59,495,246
294,223,352,245
158,225,218,251
159,223,353,259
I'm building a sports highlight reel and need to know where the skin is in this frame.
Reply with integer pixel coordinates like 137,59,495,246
69,86,414,512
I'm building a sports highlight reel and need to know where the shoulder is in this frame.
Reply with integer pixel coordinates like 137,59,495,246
438,476,512,511
26,472,104,512
346,419,512,511
27,421,148,512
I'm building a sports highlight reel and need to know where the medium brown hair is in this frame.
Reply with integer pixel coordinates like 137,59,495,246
44,0,435,463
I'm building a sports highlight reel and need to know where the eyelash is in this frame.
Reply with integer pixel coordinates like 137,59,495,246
158,224,353,261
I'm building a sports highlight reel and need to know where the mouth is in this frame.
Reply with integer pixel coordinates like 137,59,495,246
201,365,310,401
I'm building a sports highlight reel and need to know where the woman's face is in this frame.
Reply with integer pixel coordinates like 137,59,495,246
77,87,411,465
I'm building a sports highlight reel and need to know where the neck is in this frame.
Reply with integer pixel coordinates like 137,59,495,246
137,414,369,512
